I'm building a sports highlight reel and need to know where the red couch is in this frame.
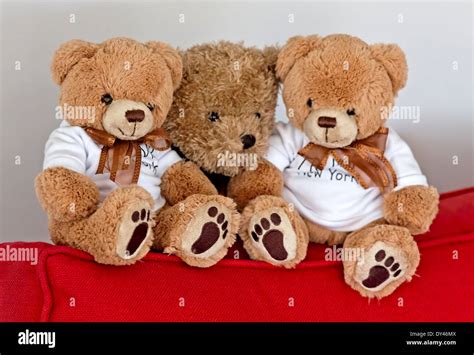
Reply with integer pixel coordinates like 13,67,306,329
1,188,473,322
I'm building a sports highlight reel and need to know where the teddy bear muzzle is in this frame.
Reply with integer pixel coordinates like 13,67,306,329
102,99,155,140
303,107,358,149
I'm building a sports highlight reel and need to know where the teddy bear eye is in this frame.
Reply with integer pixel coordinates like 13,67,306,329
307,98,313,108
208,111,220,122
146,103,155,111
101,94,113,105
347,108,356,116
255,112,261,119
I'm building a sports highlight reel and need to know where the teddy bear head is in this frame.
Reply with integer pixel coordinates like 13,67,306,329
51,37,182,140
276,34,408,148
164,41,279,176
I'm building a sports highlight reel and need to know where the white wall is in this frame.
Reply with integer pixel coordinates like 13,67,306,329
0,0,472,242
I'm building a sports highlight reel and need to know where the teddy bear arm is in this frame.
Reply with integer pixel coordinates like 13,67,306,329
227,159,284,209
35,167,100,223
160,161,218,206
383,185,439,235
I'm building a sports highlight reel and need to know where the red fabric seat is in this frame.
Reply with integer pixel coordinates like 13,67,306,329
1,188,473,322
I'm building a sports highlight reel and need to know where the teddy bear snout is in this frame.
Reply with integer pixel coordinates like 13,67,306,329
303,108,358,148
102,99,155,140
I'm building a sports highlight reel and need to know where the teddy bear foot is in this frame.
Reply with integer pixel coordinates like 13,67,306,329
342,224,420,299
50,185,155,266
155,194,240,268
240,196,309,268
115,200,154,261
92,186,155,265
248,208,298,264
179,201,235,261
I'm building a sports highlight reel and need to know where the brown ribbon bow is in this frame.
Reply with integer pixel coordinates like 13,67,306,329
298,127,397,194
85,127,171,185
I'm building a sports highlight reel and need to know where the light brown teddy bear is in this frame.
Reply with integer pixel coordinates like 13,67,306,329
163,41,309,268
266,34,439,298
35,38,239,266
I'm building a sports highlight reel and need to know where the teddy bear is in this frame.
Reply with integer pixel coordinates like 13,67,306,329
35,37,239,267
163,41,309,268
265,34,439,298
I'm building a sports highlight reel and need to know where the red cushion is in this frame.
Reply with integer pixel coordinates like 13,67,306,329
1,187,473,322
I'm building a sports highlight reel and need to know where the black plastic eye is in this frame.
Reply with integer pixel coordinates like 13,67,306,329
255,112,261,119
208,111,220,122
101,93,113,105
146,103,155,111
307,98,313,108
347,108,356,116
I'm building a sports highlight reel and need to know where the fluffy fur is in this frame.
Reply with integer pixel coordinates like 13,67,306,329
37,38,238,266
165,41,310,267
52,38,181,131
277,34,439,298
277,34,405,139
35,167,99,222
161,161,218,205
227,159,283,209
383,185,439,235
165,41,279,176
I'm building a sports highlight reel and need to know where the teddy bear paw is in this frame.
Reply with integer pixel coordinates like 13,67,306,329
246,207,303,267
115,200,154,261
348,237,420,299
342,224,420,298
356,242,407,291
178,201,237,266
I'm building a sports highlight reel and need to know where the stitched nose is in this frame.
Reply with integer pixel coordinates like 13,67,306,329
318,116,337,128
241,134,256,149
125,109,145,123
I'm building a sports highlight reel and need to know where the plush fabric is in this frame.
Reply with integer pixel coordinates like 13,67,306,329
273,34,440,298
1,188,472,322
37,37,240,267
164,41,310,268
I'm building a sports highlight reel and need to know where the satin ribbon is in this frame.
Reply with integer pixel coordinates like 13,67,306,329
298,127,397,194
85,127,171,185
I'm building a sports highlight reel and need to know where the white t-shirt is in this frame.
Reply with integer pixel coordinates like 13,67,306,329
265,123,428,232
43,121,182,210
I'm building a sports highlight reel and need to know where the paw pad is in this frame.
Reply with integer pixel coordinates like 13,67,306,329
191,206,229,254
127,208,151,256
251,212,287,261
362,249,402,289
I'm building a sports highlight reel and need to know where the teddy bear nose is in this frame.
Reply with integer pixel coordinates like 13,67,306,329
241,134,256,149
318,116,337,128
125,109,145,123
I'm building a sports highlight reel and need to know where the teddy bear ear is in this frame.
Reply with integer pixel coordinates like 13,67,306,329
145,41,183,90
276,35,321,80
51,40,99,85
262,45,280,74
370,43,408,95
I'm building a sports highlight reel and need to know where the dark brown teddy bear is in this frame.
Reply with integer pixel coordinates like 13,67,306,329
35,38,239,266
163,41,309,268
